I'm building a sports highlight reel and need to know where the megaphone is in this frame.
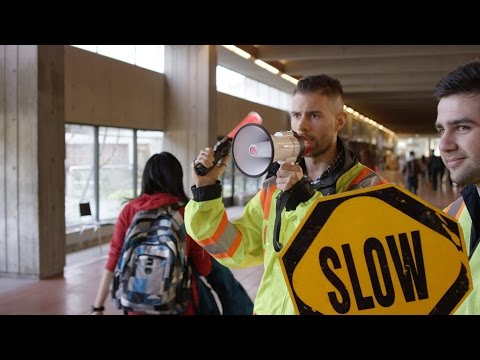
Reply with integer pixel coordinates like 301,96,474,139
232,123,312,178
195,112,262,176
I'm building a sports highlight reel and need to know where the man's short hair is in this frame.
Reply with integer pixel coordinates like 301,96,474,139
294,75,344,111
434,61,480,100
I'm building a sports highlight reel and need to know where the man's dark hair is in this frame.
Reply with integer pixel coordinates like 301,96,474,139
294,74,344,100
434,60,480,100
141,151,188,202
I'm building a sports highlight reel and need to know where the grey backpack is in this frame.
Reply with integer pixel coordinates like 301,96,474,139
111,202,191,314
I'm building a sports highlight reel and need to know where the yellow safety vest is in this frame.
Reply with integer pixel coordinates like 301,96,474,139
185,163,386,314
445,198,480,315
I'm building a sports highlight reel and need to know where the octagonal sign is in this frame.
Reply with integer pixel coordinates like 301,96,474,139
279,184,472,315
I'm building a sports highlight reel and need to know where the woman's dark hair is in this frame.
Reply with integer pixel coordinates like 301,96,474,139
141,152,188,202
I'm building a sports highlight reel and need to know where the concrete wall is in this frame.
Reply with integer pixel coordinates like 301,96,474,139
0,45,290,277
65,46,166,130
162,45,218,192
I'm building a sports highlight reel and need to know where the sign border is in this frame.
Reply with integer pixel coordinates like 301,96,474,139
279,184,471,315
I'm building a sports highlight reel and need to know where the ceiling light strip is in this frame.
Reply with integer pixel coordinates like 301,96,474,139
222,45,251,59
222,45,395,137
253,59,280,74
281,73,298,85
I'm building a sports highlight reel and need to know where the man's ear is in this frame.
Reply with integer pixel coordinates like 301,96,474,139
336,111,346,131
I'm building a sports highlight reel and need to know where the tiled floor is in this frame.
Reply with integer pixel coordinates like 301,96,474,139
0,206,263,315
0,169,461,315
381,169,461,210
0,244,263,315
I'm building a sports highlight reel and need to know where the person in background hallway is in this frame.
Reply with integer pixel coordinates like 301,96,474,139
358,149,379,172
402,150,421,195
185,74,388,315
398,154,406,176
438,153,446,185
427,149,443,190
420,155,427,183
426,149,435,188
434,60,480,314
445,168,453,186
91,152,252,315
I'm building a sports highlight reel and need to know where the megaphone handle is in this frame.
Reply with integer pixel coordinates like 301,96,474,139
195,137,232,176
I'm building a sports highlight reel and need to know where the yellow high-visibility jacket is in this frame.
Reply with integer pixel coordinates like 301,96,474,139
186,161,386,315
444,183,480,315
186,137,388,315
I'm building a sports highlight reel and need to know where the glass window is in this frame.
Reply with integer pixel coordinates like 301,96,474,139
98,127,134,221
72,45,97,52
221,157,235,202
269,87,280,108
216,65,291,112
136,131,164,195
244,77,258,103
228,164,263,205
135,45,165,73
279,91,291,112
97,45,136,65
70,45,165,74
233,167,246,196
65,124,96,228
65,124,164,230
217,66,245,95
222,157,263,204
257,82,269,105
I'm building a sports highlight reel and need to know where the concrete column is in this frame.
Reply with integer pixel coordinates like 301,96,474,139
0,45,65,279
163,45,217,192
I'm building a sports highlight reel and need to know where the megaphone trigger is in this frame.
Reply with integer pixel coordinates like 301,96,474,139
194,137,232,176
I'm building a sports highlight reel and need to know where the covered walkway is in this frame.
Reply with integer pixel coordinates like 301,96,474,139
0,169,461,314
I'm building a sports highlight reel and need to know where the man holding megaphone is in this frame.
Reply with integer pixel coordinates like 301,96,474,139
185,75,387,315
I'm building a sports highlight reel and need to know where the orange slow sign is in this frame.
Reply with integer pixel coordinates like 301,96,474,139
279,184,472,315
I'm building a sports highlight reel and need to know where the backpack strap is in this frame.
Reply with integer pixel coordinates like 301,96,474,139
165,200,191,281
170,200,186,211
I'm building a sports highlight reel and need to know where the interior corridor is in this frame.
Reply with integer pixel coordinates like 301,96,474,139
0,169,462,315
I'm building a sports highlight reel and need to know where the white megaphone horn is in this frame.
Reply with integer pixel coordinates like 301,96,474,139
232,123,312,178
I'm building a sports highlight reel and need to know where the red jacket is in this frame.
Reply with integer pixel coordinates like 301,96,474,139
105,192,212,315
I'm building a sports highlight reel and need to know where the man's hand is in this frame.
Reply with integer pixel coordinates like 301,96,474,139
275,162,304,192
192,148,230,187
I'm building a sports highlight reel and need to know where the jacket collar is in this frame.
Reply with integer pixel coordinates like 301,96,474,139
460,183,480,256
300,137,358,195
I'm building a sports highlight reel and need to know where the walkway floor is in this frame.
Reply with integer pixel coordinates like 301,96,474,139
0,169,461,314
